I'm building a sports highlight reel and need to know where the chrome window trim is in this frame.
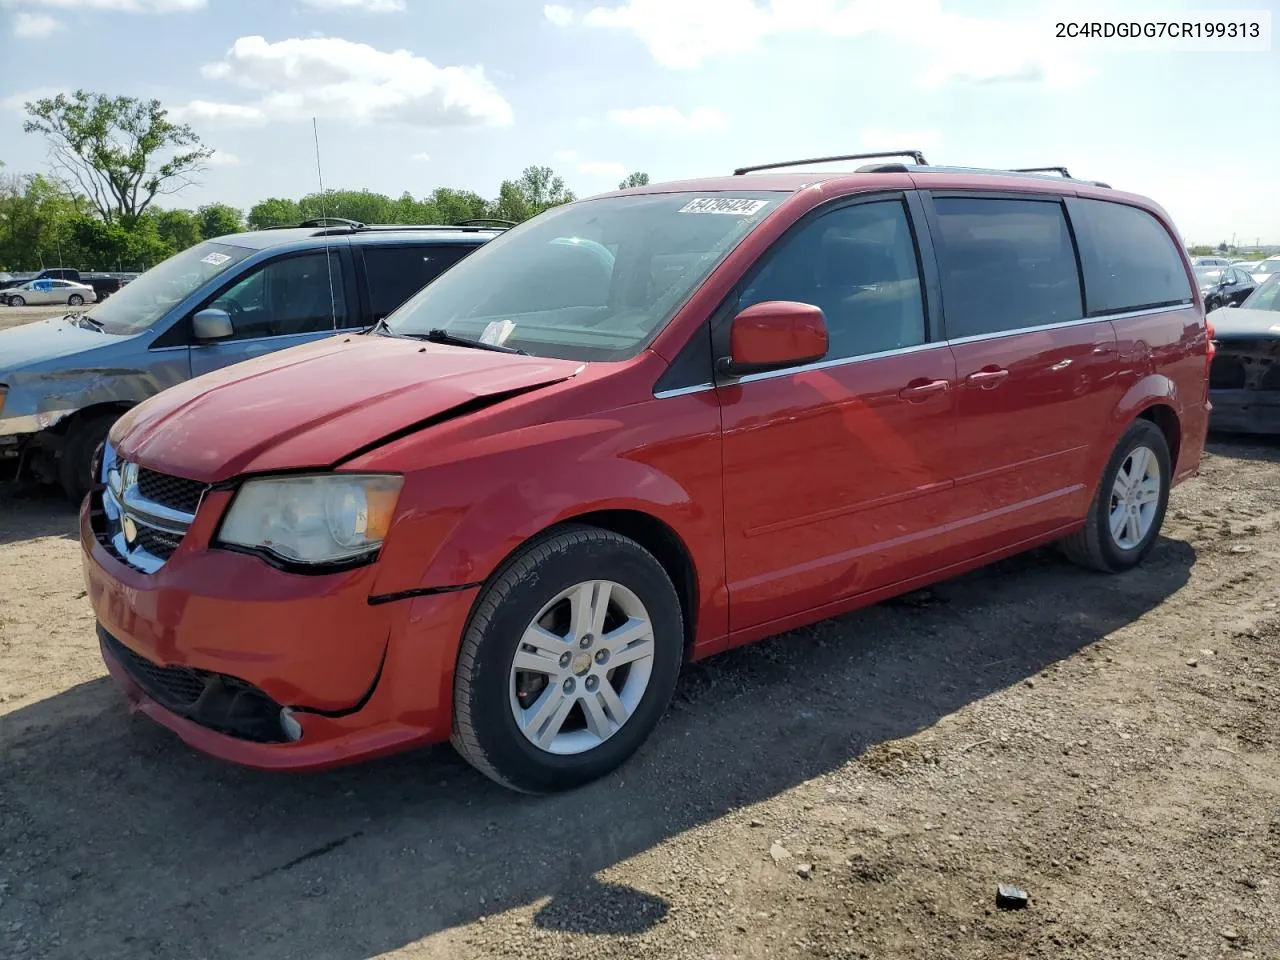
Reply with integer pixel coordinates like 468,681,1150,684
650,302,1197,397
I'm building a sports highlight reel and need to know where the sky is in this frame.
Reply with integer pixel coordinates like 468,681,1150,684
0,0,1276,245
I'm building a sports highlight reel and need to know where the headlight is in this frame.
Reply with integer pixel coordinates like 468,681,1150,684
217,474,404,566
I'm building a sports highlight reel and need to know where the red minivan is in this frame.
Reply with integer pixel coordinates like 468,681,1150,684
81,154,1211,793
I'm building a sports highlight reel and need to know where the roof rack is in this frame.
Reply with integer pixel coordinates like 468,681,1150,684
453,218,516,228
299,216,365,229
852,162,1113,190
733,150,929,176
1011,166,1073,178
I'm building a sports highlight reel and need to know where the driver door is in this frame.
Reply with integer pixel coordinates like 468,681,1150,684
189,248,358,377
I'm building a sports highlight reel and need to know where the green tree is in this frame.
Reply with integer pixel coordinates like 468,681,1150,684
298,189,395,225
150,208,203,252
618,171,650,190
23,90,212,222
0,172,88,270
431,187,491,224
493,166,575,222
247,197,302,229
197,202,243,239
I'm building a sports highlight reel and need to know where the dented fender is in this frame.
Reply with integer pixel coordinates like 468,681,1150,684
0,359,190,437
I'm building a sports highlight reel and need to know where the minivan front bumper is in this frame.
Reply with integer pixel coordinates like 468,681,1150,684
80,497,478,770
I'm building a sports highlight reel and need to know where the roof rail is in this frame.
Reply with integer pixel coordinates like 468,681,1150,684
733,150,928,176
1011,166,1072,178
453,218,516,228
848,161,1112,190
299,216,366,229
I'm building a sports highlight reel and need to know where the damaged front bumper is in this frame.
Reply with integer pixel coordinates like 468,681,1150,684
1209,337,1280,434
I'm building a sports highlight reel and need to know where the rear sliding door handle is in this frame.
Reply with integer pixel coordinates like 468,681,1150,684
966,368,1009,388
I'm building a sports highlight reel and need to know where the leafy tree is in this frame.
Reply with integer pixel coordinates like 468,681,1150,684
151,209,203,251
197,202,244,240
618,171,650,190
493,166,575,221
247,197,302,230
23,90,212,222
298,188,396,225
431,187,491,224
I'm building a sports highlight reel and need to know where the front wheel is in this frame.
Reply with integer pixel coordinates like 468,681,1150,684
58,412,119,504
9,294,25,307
452,525,684,793
1061,419,1171,572
68,294,84,306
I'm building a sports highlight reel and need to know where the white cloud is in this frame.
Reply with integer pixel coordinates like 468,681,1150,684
206,150,241,167
556,0,1090,87
858,127,942,154
608,105,728,134
578,160,628,180
300,0,405,11
409,151,431,161
0,86,66,111
3,0,204,11
12,11,62,35
175,35,513,130
543,3,573,26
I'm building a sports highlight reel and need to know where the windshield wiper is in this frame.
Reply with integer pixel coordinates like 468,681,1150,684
404,328,527,355
65,312,103,331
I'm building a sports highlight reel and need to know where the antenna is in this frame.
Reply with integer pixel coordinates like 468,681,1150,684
313,117,339,333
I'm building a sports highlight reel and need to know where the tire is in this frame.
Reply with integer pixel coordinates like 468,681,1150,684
58,412,119,504
452,524,684,794
9,295,25,307
1060,419,1171,573
68,294,84,306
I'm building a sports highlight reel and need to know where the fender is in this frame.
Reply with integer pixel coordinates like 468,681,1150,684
1085,372,1181,499
2,364,182,437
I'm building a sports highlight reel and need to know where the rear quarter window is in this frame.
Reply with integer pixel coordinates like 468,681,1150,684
1067,198,1194,315
361,244,476,321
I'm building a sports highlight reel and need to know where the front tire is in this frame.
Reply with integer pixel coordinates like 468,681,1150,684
1061,419,1171,572
58,412,119,504
452,525,684,793
68,294,85,306
9,295,25,307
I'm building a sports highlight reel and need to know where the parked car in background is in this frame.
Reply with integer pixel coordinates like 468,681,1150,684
80,155,1211,793
1208,272,1280,434
1246,257,1280,284
1193,256,1231,267
3,278,99,307
0,268,124,301
1195,265,1257,311
0,218,502,500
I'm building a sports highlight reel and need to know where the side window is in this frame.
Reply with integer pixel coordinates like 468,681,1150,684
209,251,347,341
1069,198,1193,314
363,244,474,320
932,197,1082,340
740,199,926,361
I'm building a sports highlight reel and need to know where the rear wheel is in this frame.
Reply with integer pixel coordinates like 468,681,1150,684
58,412,119,504
1061,419,1171,572
452,525,684,793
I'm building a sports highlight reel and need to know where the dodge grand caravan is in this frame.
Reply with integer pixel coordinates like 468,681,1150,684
81,153,1211,793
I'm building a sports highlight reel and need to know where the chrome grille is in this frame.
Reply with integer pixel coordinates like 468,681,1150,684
99,443,207,573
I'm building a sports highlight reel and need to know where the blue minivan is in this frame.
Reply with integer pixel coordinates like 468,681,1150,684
0,219,505,499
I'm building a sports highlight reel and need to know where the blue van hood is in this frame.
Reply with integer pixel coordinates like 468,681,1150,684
0,317,116,374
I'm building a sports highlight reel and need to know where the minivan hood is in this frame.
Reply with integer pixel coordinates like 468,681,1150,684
0,317,114,373
112,334,582,482
1209,306,1280,339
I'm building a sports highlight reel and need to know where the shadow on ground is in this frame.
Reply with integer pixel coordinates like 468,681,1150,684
0,534,1197,960
1206,432,1280,464
0,482,79,547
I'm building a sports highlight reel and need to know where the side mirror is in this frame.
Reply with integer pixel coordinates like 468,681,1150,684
192,308,234,342
1228,301,1239,308
718,301,828,378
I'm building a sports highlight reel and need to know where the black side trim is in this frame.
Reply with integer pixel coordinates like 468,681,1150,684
332,380,569,467
367,582,481,606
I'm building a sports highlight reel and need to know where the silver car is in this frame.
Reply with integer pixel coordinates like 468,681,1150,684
5,278,99,307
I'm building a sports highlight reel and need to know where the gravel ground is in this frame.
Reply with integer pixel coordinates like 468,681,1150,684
0,304,93,332
1,426,1278,959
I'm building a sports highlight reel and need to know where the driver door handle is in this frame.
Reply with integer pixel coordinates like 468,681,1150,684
899,378,951,401
966,368,1010,389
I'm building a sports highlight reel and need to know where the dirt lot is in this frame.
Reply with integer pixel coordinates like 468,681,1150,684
1,435,1278,960
0,304,92,332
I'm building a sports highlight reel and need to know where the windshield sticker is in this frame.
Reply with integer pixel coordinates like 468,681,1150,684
479,318,516,346
200,252,232,266
678,198,770,216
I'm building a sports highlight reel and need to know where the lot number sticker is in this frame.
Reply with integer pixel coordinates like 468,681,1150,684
200,252,232,266
678,197,769,216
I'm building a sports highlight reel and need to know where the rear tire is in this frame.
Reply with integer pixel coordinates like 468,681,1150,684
452,525,684,794
1061,419,1171,573
58,412,119,504
68,294,84,306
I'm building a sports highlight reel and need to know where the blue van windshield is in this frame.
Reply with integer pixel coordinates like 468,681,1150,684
89,241,254,335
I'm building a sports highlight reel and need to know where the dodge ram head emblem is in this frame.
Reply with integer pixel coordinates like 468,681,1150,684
122,515,138,546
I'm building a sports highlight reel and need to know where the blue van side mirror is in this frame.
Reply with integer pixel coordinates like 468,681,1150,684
192,308,234,341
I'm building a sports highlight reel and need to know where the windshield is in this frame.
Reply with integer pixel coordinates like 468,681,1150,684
1241,274,1280,312
1253,260,1280,276
1194,266,1226,285
384,191,784,361
87,240,254,335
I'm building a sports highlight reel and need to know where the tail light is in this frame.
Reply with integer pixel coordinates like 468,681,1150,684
1203,316,1216,404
